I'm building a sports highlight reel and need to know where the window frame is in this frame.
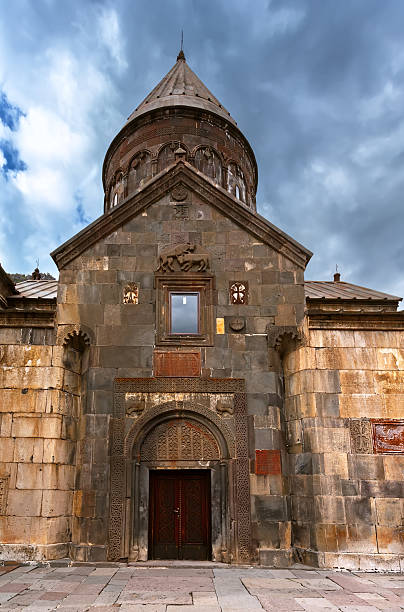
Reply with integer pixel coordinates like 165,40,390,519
156,274,214,346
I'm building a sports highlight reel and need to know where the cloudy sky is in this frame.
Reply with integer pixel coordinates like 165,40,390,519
0,0,403,296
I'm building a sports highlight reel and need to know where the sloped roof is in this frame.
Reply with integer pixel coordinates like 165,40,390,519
13,279,58,299
305,280,401,302
9,279,401,306
127,51,237,127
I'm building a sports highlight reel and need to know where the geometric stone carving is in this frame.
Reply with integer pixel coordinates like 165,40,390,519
349,419,373,454
123,283,139,304
230,281,248,305
171,184,188,201
141,419,220,461
0,477,9,515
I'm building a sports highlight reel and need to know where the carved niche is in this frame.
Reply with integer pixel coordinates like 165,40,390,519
141,419,220,461
156,243,209,273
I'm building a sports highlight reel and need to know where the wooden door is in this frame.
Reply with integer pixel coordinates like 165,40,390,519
149,470,211,560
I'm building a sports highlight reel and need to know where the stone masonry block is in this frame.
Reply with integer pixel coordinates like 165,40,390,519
375,498,403,526
0,345,52,367
1,366,64,390
376,526,404,553
253,495,288,522
7,489,42,517
42,439,75,465
42,490,73,517
383,455,404,480
13,438,43,463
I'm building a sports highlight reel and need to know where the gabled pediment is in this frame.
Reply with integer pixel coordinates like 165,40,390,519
51,161,312,270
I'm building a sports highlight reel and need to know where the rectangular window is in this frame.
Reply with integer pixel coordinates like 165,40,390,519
170,293,199,334
155,275,214,346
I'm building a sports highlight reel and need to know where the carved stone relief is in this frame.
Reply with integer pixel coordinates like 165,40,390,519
0,477,9,515
123,283,139,304
349,419,373,454
156,243,209,273
141,419,220,461
171,184,188,202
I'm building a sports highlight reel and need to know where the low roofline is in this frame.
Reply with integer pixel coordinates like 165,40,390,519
52,160,312,271
305,279,402,302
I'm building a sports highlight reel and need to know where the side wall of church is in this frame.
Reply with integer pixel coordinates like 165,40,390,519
57,190,305,562
0,327,78,560
284,326,404,571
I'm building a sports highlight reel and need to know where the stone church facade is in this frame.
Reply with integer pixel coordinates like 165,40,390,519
0,51,403,570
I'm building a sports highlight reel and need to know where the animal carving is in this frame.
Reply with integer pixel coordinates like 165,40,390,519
177,252,209,272
157,243,195,272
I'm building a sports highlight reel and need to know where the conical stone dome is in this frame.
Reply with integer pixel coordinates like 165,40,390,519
127,51,237,127
103,52,257,213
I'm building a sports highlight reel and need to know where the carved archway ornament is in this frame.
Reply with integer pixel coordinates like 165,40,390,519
108,377,250,564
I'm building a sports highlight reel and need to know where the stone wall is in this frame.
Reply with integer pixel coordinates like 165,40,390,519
284,326,404,571
0,327,79,560
57,189,305,561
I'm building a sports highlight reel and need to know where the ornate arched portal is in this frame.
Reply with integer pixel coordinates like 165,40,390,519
108,378,251,564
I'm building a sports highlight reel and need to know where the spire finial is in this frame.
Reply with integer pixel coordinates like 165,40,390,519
333,264,341,282
177,30,185,61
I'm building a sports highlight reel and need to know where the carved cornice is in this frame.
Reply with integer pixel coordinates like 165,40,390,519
0,306,55,328
51,161,312,270
308,311,404,331
114,377,245,395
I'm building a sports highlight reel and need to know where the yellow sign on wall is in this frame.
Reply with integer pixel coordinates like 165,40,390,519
216,318,225,334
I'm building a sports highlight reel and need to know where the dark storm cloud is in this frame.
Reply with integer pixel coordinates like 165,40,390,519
0,0,403,296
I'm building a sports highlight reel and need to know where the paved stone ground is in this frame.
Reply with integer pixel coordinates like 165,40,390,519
0,562,403,611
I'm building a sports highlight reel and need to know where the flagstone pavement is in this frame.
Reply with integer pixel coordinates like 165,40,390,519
0,561,403,611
